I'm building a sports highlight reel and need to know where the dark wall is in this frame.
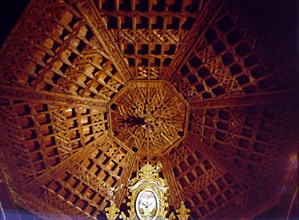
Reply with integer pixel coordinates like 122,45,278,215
243,0,298,60
0,0,30,47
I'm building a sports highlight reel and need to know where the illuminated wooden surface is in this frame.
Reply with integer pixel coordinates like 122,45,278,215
0,0,298,219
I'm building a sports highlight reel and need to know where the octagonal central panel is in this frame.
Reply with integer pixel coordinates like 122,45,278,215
108,80,189,155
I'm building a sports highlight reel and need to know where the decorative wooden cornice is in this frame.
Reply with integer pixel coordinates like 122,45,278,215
0,85,107,110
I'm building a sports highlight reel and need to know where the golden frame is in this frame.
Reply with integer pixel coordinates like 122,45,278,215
105,162,190,220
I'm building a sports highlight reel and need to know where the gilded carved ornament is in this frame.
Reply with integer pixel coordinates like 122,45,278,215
105,162,190,220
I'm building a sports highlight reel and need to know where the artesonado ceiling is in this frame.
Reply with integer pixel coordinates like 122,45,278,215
0,0,298,219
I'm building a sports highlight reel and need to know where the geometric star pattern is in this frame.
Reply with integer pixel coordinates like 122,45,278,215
0,0,298,219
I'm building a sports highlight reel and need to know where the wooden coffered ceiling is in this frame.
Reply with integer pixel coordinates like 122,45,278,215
0,0,298,219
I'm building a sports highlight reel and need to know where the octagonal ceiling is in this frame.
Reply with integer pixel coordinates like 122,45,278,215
108,80,189,155
0,0,298,219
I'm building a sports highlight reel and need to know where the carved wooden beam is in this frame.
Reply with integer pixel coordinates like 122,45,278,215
114,154,137,208
189,89,299,111
162,155,184,209
184,132,267,196
161,0,225,82
0,85,106,110
25,132,109,192
76,0,133,82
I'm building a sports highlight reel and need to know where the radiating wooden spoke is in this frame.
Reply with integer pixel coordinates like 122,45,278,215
184,132,268,196
113,154,137,207
162,155,184,208
189,89,299,110
0,85,107,110
161,0,225,82
76,0,133,82
26,132,109,192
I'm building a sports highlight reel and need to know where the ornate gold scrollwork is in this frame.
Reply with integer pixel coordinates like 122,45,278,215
105,202,120,220
105,162,190,220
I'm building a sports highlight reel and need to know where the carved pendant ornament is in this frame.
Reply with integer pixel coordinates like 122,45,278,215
108,80,189,155
105,162,190,220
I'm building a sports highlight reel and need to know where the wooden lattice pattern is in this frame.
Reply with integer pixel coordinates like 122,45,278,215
0,0,297,219
108,80,189,155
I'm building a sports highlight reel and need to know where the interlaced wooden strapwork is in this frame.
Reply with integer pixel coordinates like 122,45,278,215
108,80,189,155
0,0,298,219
